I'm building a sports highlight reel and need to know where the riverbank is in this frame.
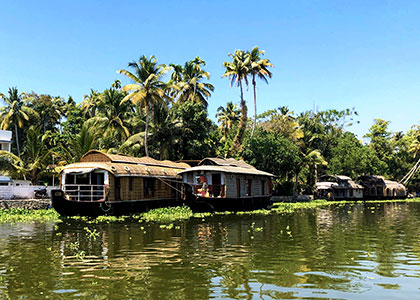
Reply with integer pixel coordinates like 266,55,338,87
1,198,420,224
0,198,51,210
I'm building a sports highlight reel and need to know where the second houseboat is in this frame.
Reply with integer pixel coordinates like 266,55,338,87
179,158,274,211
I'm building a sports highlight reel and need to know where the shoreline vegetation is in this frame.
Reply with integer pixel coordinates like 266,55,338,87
1,49,420,197
1,198,420,224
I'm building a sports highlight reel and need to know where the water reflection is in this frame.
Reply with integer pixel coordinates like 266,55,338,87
1,202,420,299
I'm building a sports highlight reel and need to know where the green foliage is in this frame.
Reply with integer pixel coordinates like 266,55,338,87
0,126,53,184
1,51,420,194
243,128,301,194
365,119,393,170
169,57,214,108
0,208,59,223
118,55,170,157
329,132,387,177
170,101,217,160
139,206,193,223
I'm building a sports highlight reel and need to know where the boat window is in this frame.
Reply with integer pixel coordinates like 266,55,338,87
129,177,133,191
261,180,266,195
236,178,241,197
66,174,75,184
144,178,155,198
76,173,89,185
247,179,252,196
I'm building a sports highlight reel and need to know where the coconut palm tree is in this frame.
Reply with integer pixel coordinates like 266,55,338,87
170,57,214,108
216,102,240,140
0,126,51,184
58,122,99,164
87,88,133,143
81,89,101,118
117,55,170,157
0,87,37,159
222,50,250,154
248,46,273,137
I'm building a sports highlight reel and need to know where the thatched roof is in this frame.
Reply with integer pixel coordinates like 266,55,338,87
80,150,190,169
384,180,406,190
61,150,190,178
178,165,274,177
199,157,256,169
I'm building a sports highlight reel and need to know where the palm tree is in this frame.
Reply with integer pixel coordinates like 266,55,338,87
0,87,37,159
25,93,66,134
150,102,182,160
0,126,51,184
87,88,133,143
294,149,327,195
260,106,303,142
248,46,273,137
58,122,99,164
117,55,170,157
222,50,250,153
170,57,214,108
216,102,240,140
81,89,101,118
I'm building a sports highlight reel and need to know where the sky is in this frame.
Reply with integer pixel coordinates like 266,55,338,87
1,0,420,138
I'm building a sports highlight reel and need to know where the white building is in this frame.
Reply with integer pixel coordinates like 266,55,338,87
0,130,12,152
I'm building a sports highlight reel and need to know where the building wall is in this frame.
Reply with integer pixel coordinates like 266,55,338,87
109,176,174,202
225,174,270,198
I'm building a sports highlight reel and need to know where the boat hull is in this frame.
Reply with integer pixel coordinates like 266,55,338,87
51,189,180,217
185,194,272,212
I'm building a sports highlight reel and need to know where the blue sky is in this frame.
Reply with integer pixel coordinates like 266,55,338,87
1,0,420,138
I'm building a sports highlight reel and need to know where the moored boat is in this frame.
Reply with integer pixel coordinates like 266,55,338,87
179,158,274,211
51,150,189,216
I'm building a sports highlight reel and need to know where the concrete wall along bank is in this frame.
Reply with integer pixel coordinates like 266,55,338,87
0,186,54,200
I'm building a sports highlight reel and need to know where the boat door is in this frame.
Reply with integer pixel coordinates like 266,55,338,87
115,177,121,201
212,173,221,197
236,177,241,197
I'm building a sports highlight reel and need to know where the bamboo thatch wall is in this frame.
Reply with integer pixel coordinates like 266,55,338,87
108,174,173,202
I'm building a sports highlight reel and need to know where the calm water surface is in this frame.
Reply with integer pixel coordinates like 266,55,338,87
1,202,420,299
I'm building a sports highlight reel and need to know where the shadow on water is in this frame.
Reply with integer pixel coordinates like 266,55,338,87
1,202,420,299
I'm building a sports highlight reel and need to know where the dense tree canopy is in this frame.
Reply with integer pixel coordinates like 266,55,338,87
1,49,419,194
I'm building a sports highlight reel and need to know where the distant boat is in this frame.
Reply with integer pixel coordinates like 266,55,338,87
314,175,364,200
179,158,274,211
314,174,407,200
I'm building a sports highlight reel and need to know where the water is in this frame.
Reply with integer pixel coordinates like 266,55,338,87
1,202,420,299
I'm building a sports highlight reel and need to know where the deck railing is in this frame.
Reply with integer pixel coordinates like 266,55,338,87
194,184,225,198
63,184,105,202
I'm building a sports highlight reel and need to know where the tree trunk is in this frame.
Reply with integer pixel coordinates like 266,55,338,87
14,124,21,159
230,80,247,155
144,104,149,157
293,166,300,196
251,75,257,137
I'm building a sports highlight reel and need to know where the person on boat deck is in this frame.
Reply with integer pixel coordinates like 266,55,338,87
198,176,209,197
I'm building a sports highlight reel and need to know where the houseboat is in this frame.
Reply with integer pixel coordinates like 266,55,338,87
314,175,364,200
179,158,274,211
357,175,407,199
51,150,190,216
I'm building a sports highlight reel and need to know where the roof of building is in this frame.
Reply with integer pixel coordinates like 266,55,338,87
198,157,256,169
383,180,406,190
61,162,184,178
61,150,190,177
80,150,190,168
178,165,274,177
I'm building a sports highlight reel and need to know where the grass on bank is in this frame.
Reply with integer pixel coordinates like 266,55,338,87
1,198,420,224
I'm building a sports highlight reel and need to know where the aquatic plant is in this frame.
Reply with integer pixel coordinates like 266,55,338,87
139,206,193,223
0,208,60,223
84,227,100,240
